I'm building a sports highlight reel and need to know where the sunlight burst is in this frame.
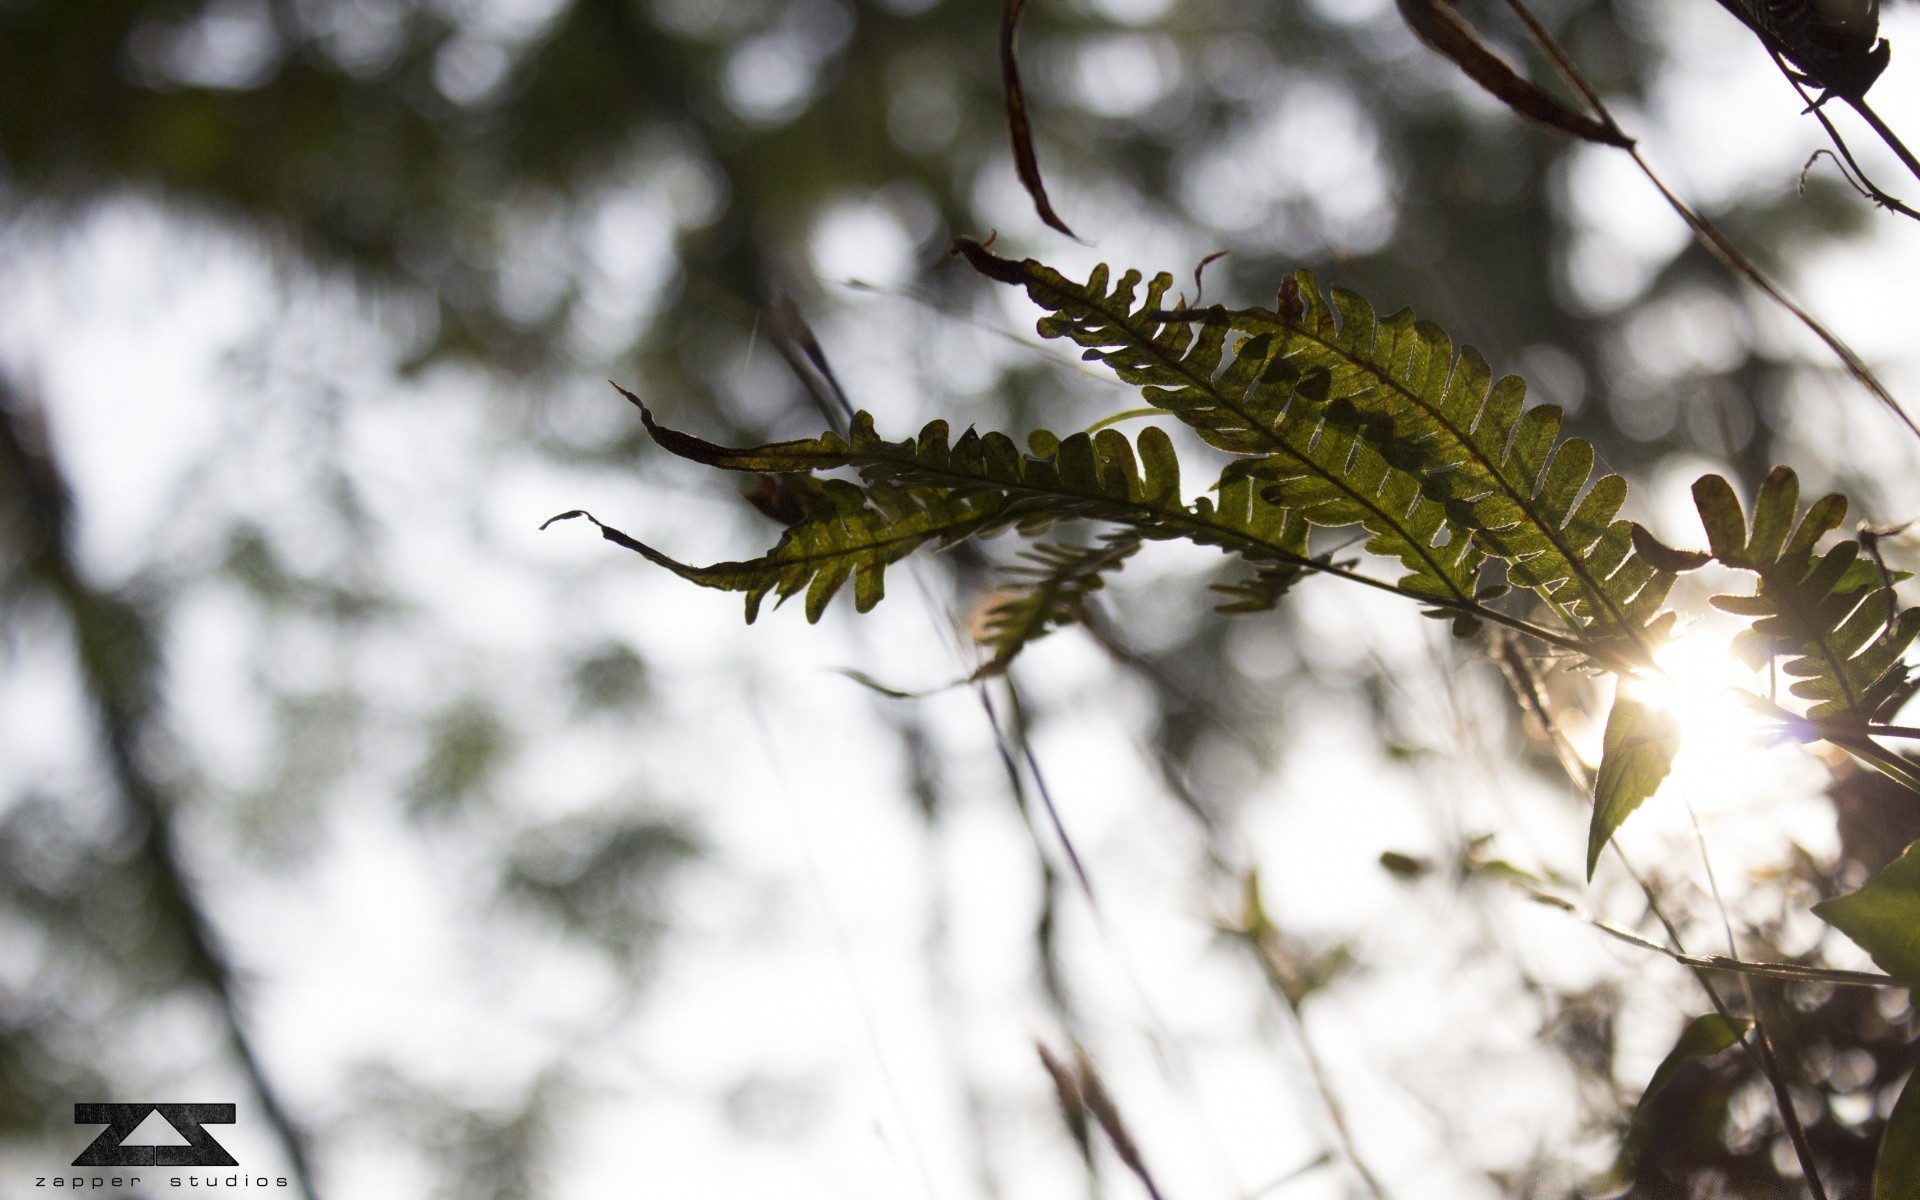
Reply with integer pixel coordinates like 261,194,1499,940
1615,622,1792,804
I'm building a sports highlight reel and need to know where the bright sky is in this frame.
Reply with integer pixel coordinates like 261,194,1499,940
7,4,1920,1199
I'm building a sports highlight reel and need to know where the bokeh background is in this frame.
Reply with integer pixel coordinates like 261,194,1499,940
7,0,1920,1196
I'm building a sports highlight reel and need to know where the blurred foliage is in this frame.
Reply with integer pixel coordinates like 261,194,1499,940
500,811,698,969
2,0,1915,1194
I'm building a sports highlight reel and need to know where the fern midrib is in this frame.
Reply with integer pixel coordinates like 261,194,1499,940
848,442,1498,625
1241,307,1645,644
736,506,995,579
1025,277,1480,607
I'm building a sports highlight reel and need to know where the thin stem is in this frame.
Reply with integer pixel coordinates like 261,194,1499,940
1738,696,1920,797
1775,60,1920,221
1245,920,1394,1200
1531,894,1902,989
1690,807,1831,1200
1626,146,1920,441
1744,980,1831,1200
1831,732,1920,796
1846,95,1920,188
1704,0,1920,196
1081,406,1174,434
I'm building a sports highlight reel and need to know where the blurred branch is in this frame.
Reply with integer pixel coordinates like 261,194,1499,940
0,379,320,1200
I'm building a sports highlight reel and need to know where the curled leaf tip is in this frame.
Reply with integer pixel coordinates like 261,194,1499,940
951,236,1028,283
609,380,648,412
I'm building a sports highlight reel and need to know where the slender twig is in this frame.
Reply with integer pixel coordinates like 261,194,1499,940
1845,95,1920,187
1505,660,1849,1193
979,680,1099,906
1704,0,1920,193
1689,805,1830,1200
1735,701,1920,796
1243,916,1393,1200
1772,54,1920,221
1530,892,1901,988
1831,732,1920,796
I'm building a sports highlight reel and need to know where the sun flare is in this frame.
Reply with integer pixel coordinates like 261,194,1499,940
1611,622,1798,804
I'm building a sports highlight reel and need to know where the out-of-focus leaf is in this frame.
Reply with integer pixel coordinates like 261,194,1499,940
1379,850,1431,880
407,701,511,817
1814,839,1920,982
1875,1068,1920,1199
502,815,698,967
1587,693,1681,879
1638,1014,1751,1110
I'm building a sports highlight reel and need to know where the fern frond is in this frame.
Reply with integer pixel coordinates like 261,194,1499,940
954,241,1678,657
955,241,1488,613
613,400,1324,641
1693,468,1920,723
975,532,1142,676
1264,272,1676,643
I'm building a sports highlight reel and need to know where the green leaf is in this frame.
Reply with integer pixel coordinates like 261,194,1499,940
1876,1068,1920,1199
1692,466,1920,723
953,240,1680,655
1616,1011,1751,1178
1638,1013,1750,1111
591,400,1330,663
1813,839,1920,982
1586,693,1681,880
1629,522,1712,573
1378,850,1431,880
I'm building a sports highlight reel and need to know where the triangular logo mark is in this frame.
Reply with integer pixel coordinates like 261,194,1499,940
124,1108,191,1146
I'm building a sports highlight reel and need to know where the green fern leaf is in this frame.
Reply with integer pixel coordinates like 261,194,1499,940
603,401,1326,649
1272,280,1677,641
543,479,1006,624
954,240,1489,614
1693,468,1920,722
954,241,1679,656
